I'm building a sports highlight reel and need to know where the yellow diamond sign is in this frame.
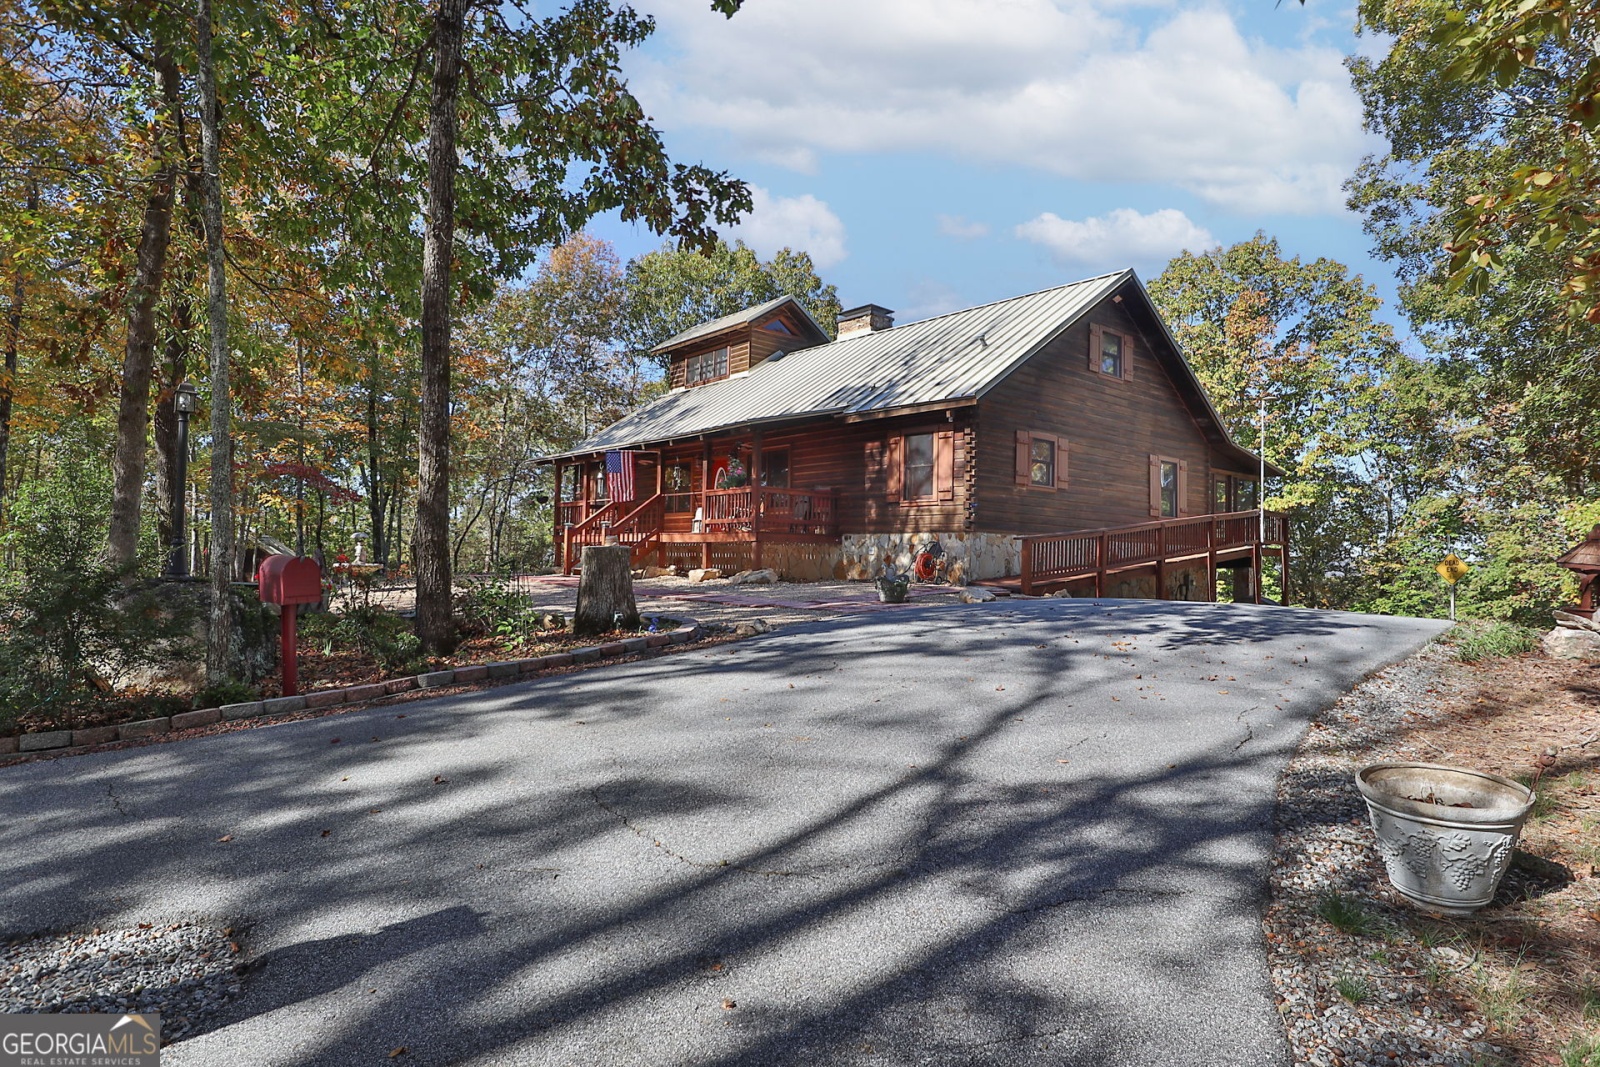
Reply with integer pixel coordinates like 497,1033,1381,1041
1436,554,1469,585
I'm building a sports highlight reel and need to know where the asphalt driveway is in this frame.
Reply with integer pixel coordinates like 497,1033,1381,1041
0,600,1449,1066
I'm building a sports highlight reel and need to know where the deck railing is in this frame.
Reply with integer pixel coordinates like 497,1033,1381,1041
701,486,839,535
1017,509,1289,596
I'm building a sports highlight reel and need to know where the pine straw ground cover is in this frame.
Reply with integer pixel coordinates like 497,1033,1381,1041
1267,627,1600,1067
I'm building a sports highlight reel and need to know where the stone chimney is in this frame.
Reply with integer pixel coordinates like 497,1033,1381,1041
837,304,894,338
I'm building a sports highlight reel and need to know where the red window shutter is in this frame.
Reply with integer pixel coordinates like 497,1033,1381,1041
886,435,903,502
1056,438,1068,490
935,430,955,500
1149,455,1162,517
1178,459,1190,515
1015,430,1031,486
1088,324,1101,372
1121,329,1133,381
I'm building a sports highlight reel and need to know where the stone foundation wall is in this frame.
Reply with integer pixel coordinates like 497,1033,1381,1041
839,532,1020,583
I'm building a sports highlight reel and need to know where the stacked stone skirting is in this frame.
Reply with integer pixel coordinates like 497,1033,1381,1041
1,623,702,760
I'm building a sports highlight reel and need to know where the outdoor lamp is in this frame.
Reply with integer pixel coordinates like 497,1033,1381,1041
168,382,200,578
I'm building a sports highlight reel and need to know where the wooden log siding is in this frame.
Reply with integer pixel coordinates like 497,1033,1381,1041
975,296,1214,534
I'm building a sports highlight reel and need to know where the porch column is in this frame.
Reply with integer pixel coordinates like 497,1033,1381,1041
701,439,712,571
750,428,764,571
552,460,564,564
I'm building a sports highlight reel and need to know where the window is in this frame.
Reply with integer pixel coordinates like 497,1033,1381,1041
885,429,955,504
684,346,730,385
1210,473,1259,513
760,448,790,488
664,463,693,512
762,319,794,335
1014,430,1064,490
1030,438,1056,488
1090,324,1132,380
1149,455,1188,517
904,433,935,501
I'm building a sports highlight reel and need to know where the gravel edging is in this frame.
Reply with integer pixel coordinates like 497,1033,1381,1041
0,922,243,1044
1266,641,1509,1067
0,622,703,766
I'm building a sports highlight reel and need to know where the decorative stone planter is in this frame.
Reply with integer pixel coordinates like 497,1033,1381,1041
1355,762,1536,916
875,573,910,604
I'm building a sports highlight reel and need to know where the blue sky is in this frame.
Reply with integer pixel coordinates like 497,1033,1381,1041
588,0,1397,331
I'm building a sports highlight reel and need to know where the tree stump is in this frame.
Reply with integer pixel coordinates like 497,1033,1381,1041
574,545,639,637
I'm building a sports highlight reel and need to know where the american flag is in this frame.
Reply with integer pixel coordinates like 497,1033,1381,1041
605,450,637,502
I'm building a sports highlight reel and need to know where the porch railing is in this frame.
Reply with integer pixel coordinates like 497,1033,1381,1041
561,499,621,574
1017,509,1288,596
701,486,838,536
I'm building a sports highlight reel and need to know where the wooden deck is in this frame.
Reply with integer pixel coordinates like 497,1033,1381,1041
557,487,840,574
991,509,1289,600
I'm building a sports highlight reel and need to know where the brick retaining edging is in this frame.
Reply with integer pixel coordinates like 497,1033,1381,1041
0,622,703,762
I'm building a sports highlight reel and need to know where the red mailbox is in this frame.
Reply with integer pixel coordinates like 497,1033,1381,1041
257,554,323,697
258,554,323,605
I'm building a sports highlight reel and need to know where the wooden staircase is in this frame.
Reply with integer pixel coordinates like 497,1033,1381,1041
561,495,664,573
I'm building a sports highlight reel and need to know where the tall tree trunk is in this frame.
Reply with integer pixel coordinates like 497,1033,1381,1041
197,0,234,682
0,180,32,525
106,54,181,568
415,0,468,652
362,356,390,567
153,299,193,551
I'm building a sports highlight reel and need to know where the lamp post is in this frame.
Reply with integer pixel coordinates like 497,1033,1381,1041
169,382,199,578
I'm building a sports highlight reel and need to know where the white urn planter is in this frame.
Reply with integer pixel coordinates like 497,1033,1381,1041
1355,762,1536,916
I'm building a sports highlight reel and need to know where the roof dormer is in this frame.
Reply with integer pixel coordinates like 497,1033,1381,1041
656,296,831,389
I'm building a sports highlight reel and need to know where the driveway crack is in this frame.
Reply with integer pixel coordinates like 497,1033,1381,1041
588,786,803,879
1234,705,1259,751
105,783,129,818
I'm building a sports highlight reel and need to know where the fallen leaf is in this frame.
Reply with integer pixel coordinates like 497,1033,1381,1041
1218,690,1230,695
320,829,332,837
722,999,737,1010
369,808,383,814
217,835,233,843
388,1048,407,1059
1056,759,1070,764
433,775,449,785
330,738,341,745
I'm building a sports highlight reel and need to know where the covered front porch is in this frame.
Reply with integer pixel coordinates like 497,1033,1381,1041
551,436,840,574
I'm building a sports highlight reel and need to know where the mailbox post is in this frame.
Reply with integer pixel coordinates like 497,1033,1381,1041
257,554,324,696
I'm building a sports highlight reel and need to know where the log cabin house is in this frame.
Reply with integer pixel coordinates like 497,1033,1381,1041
541,269,1288,601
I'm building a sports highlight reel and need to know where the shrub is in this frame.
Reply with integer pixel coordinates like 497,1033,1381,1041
455,578,542,650
1448,621,1542,663
326,606,424,672
195,679,258,709
0,453,197,727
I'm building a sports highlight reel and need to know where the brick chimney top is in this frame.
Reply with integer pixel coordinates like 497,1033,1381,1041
837,304,894,338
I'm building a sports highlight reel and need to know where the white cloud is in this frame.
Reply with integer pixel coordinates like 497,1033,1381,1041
631,1,1370,214
937,214,991,239
1015,208,1218,265
723,186,848,268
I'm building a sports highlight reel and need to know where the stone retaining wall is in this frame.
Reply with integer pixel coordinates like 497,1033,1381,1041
1,622,702,761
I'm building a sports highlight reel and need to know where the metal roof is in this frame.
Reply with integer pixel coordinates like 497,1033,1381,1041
549,271,1130,460
545,269,1278,476
648,294,829,354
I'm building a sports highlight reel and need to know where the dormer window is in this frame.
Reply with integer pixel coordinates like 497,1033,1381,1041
685,346,729,385
762,320,794,335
